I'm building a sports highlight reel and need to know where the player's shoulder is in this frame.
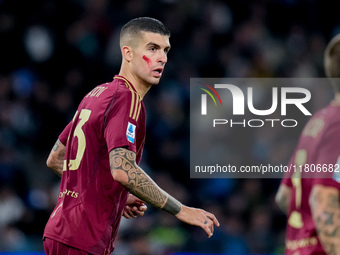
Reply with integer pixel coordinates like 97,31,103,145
110,76,143,114
102,76,144,122
317,103,340,120
85,82,112,98
311,176,340,189
85,77,135,100
112,76,139,99
306,103,340,128
319,104,340,132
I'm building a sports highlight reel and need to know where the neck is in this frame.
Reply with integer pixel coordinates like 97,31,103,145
118,68,151,100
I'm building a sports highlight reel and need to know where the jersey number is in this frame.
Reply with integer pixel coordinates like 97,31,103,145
288,149,306,229
63,109,91,171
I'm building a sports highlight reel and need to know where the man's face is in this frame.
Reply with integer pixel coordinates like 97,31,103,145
131,32,170,86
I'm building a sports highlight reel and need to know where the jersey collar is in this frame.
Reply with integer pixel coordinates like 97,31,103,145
113,75,137,93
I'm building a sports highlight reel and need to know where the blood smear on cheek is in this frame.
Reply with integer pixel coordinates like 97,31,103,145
142,55,151,66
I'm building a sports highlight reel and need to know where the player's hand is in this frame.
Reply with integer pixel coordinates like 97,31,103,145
175,205,220,238
123,194,147,219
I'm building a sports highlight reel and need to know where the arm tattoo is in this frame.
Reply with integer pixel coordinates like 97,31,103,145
53,140,61,152
312,189,340,255
47,139,65,177
110,148,182,215
327,194,338,209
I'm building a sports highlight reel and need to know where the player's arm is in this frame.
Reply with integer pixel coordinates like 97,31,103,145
309,184,340,255
110,147,220,237
46,139,65,177
275,183,292,215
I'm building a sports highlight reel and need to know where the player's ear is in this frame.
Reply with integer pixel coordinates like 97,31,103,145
121,46,133,62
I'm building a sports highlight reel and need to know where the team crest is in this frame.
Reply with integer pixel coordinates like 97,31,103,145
126,122,136,143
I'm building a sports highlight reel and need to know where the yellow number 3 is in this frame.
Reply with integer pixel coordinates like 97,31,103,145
63,109,91,171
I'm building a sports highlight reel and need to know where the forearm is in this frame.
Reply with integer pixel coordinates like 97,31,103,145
110,148,182,215
46,139,65,177
310,185,340,255
275,184,291,215
49,162,63,177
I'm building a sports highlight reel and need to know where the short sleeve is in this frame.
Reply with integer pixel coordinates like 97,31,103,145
103,90,137,154
312,122,340,189
281,176,292,187
59,122,72,146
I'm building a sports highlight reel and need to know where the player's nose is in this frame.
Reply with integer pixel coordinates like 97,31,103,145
158,51,167,65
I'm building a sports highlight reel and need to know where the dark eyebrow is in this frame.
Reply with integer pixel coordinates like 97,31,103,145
146,42,171,52
146,42,160,48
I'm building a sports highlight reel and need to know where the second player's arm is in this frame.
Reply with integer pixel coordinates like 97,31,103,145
275,183,292,215
309,184,340,255
110,147,219,237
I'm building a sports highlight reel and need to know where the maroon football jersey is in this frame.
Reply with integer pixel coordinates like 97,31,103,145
281,102,340,255
44,76,146,255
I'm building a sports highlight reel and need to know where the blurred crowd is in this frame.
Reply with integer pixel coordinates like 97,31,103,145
0,0,339,254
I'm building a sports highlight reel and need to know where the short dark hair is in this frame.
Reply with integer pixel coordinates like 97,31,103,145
120,17,170,47
324,34,340,91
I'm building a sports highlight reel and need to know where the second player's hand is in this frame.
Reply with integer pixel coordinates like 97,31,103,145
123,204,147,219
175,205,220,238
123,194,147,219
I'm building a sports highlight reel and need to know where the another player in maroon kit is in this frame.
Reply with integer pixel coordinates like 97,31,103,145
43,17,219,255
276,34,340,255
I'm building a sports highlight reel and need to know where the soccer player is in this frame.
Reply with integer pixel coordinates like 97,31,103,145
43,17,219,255
275,34,340,255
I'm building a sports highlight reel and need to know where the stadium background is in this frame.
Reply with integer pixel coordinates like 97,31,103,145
0,0,339,254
